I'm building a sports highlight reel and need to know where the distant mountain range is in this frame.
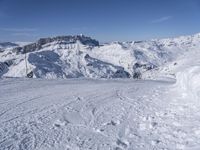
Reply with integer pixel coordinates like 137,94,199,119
0,33,200,79
0,42,18,50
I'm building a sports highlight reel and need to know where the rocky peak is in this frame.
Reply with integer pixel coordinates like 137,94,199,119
13,35,99,54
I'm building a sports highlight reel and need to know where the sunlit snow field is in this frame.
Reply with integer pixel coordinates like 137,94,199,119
1,33,200,150
1,77,200,150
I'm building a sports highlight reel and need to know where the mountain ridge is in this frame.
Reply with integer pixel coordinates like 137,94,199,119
0,32,200,79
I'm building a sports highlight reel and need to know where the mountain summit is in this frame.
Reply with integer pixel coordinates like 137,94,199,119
0,33,200,79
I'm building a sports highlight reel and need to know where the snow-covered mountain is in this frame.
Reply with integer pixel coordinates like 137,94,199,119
1,33,200,150
0,42,18,52
0,33,200,79
0,42,18,48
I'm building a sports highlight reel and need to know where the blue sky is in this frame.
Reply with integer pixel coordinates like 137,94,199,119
0,0,200,42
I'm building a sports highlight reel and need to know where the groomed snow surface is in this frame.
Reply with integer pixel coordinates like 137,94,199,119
1,77,200,150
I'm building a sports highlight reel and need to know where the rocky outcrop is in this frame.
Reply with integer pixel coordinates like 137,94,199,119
13,35,99,54
84,54,130,78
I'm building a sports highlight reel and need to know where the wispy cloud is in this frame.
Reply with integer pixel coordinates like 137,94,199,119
0,28,37,32
151,16,172,23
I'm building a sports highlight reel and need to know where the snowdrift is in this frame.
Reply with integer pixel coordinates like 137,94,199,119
175,66,200,100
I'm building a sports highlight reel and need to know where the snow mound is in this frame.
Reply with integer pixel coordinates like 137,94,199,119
175,66,200,100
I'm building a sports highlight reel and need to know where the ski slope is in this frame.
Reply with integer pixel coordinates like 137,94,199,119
1,77,200,150
1,33,200,150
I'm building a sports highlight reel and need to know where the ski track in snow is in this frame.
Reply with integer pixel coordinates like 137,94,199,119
0,78,200,150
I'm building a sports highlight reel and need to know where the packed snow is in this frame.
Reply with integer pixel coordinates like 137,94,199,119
0,77,200,150
1,33,200,150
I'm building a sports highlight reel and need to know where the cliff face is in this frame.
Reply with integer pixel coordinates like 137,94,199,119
13,35,99,54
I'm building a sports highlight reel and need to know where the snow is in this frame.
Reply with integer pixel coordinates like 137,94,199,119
1,33,200,79
14,42,32,47
1,33,200,149
0,77,200,150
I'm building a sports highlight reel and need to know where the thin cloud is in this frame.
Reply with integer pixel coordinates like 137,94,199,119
151,16,172,23
0,28,37,32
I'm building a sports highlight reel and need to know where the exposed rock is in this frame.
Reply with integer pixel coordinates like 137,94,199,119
84,54,130,78
14,35,99,54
